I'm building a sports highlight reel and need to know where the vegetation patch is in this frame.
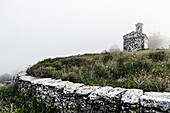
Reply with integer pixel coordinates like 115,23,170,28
27,50,170,92
0,84,57,113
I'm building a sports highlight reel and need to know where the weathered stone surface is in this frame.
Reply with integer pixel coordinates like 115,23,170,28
104,87,126,103
31,78,52,85
19,75,35,82
140,92,170,111
63,83,84,94
121,89,143,104
76,86,100,95
16,75,170,113
123,23,148,52
88,86,113,100
41,79,61,86
51,81,74,90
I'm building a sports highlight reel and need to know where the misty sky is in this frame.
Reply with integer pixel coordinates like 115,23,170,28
0,0,170,75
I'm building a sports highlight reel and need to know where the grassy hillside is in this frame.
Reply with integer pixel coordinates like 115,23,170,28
27,50,170,92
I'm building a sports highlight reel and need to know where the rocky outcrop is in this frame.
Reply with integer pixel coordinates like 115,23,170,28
16,73,170,113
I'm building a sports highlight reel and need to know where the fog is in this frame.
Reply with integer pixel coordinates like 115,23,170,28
1,0,170,75
148,32,170,49
0,73,13,82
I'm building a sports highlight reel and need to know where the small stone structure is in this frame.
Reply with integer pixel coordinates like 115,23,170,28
16,73,170,113
123,23,148,52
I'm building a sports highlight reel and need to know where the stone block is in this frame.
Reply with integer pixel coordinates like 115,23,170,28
121,89,143,104
140,92,170,112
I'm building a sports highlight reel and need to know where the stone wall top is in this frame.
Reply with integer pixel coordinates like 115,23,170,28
17,74,170,112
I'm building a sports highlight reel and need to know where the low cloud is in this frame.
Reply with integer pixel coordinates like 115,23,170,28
0,73,13,82
148,32,170,49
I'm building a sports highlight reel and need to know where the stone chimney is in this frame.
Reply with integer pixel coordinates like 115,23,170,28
135,22,143,33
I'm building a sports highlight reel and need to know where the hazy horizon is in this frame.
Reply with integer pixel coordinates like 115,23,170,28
1,0,170,75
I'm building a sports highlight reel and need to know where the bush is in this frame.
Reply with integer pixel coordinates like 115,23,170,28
149,51,167,62
61,57,86,67
102,54,113,63
61,72,82,83
93,64,110,79
32,66,57,78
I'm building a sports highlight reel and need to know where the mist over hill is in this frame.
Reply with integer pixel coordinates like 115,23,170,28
0,73,13,82
148,32,170,49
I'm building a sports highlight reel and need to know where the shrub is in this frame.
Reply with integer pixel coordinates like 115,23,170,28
93,64,110,79
149,51,167,62
52,61,62,70
102,54,113,63
61,72,82,83
61,57,86,67
33,66,57,78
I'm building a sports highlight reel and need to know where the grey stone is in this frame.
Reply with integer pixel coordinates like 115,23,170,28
140,92,170,111
17,75,170,113
123,23,148,52
31,78,52,85
104,87,126,103
19,75,35,82
88,86,113,100
75,86,100,95
51,81,74,90
121,89,143,104
63,83,85,94
41,79,62,86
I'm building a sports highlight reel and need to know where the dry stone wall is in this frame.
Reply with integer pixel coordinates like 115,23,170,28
16,73,170,113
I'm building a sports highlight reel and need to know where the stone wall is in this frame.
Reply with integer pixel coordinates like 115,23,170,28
16,73,170,113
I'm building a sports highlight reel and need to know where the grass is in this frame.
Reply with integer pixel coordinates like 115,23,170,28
1,49,170,112
27,49,170,92
0,83,57,113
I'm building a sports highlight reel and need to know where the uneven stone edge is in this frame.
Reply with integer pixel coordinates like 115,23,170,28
16,73,170,112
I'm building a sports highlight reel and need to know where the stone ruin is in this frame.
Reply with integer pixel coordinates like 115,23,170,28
16,72,170,113
123,23,148,52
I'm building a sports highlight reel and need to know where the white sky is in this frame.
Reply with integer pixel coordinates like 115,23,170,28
0,0,170,75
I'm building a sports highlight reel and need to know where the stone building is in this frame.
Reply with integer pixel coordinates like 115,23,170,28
123,23,148,52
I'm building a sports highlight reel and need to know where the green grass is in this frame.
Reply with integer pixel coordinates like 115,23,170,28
0,84,57,113
1,49,170,112
27,49,170,92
